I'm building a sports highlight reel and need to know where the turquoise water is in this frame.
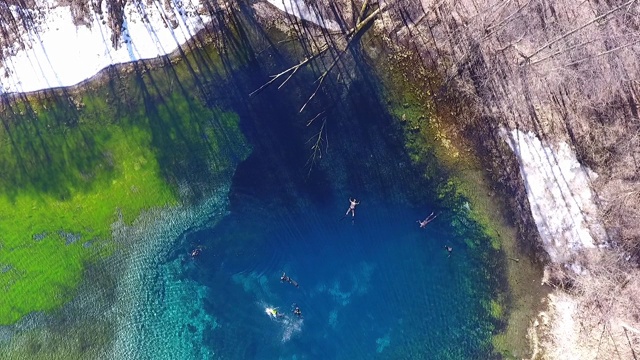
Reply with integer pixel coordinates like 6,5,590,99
0,25,505,359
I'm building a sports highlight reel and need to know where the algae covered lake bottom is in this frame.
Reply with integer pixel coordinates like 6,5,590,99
0,18,510,359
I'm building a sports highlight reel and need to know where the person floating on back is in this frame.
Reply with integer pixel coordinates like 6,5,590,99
417,212,438,228
281,272,299,288
345,198,360,218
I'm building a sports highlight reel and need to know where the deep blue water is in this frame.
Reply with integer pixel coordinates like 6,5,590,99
181,199,496,359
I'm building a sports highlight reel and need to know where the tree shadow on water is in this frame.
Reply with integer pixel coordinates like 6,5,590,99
0,91,111,201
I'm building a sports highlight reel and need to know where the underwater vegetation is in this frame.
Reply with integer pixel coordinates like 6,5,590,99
366,44,513,357
0,42,250,325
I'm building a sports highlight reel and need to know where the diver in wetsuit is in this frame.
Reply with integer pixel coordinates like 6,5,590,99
444,245,452,257
190,246,202,258
292,305,302,318
281,272,299,288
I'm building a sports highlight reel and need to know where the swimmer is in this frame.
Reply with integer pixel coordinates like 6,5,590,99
266,307,283,319
444,245,452,257
293,305,302,318
190,247,202,258
345,198,360,218
266,307,277,318
281,272,299,288
417,212,438,228
281,272,290,283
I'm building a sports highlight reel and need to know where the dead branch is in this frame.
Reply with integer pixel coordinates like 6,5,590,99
249,44,329,96
622,323,640,335
299,4,384,113
562,39,640,68
483,0,532,38
495,33,525,52
482,0,514,31
623,327,639,360
299,48,346,113
529,38,597,65
608,322,623,360
595,322,607,359
250,1,383,105
522,0,638,64
355,0,371,27
305,118,328,176
306,111,325,127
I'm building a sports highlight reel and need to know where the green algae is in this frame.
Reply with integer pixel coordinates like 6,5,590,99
489,299,505,319
0,121,175,324
0,40,249,325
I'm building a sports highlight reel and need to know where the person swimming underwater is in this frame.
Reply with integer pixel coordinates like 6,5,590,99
281,272,290,283
444,245,453,257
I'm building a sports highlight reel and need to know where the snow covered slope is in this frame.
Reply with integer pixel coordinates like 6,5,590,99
0,0,212,94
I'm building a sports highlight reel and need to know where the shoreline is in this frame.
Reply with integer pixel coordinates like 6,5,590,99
0,30,211,105
0,0,215,95
365,34,548,357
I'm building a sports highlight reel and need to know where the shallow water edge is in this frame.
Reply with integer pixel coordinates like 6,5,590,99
363,38,548,358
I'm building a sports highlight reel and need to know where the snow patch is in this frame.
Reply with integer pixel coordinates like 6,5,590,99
502,129,605,263
545,293,580,359
263,0,341,31
0,0,211,94
0,0,342,95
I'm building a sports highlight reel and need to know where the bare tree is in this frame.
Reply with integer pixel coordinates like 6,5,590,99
249,0,384,173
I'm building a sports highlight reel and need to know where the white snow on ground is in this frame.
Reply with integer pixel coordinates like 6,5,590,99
0,0,339,94
502,129,605,263
264,0,341,31
544,292,580,360
0,0,340,95
0,0,211,94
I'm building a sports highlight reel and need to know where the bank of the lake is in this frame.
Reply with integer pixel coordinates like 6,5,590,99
363,39,548,358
